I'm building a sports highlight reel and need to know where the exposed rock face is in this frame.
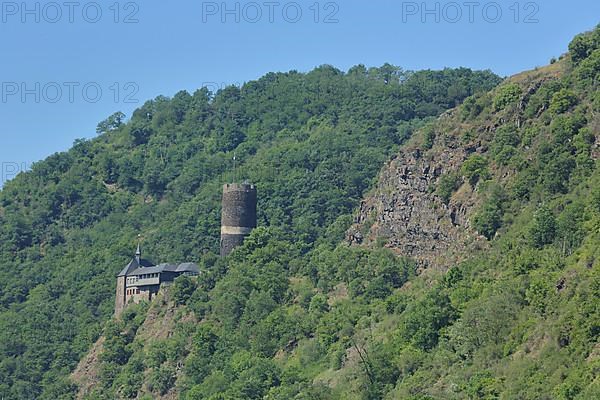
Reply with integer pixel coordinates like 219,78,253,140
71,291,195,400
347,117,486,269
71,336,104,400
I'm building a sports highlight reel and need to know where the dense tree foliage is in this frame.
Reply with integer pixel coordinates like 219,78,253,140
2,25,598,399
0,64,500,399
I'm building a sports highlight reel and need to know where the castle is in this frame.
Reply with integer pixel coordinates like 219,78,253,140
115,182,258,315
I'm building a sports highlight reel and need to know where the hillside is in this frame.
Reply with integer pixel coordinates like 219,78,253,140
0,63,501,399
67,26,600,400
345,52,600,398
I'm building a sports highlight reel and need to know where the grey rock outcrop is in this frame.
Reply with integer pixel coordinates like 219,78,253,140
347,131,486,270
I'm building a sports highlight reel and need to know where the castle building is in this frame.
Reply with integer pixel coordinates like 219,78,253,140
115,182,257,315
220,182,257,256
114,244,199,315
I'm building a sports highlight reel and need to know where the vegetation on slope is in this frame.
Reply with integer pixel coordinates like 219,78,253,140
0,63,500,399
84,26,599,400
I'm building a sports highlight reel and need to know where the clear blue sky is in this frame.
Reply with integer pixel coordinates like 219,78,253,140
0,0,598,185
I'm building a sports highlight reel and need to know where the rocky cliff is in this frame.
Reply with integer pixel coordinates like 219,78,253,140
347,110,487,270
346,60,583,270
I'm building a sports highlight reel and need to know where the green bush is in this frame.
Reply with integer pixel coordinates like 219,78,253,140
148,364,176,395
422,126,436,150
461,154,489,186
524,79,562,118
529,206,557,248
549,89,578,114
525,275,551,315
171,275,197,305
397,291,457,351
472,185,506,239
493,83,522,111
568,29,600,64
436,173,462,204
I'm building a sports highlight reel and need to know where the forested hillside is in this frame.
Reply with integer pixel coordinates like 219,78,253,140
0,63,501,399
71,26,599,400
344,27,600,399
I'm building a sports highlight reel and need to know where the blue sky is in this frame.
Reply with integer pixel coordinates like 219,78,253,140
0,0,598,185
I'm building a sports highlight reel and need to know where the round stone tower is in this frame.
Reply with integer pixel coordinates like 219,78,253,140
220,183,257,256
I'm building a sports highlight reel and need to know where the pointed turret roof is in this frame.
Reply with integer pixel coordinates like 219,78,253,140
117,245,154,277
135,242,142,263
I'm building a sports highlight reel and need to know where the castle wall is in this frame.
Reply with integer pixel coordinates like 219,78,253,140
127,285,160,304
115,276,126,316
220,183,257,256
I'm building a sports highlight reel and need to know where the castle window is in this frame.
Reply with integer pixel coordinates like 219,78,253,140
136,289,140,294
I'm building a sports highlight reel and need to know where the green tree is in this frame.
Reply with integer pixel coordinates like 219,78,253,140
436,172,461,204
398,291,457,351
549,89,578,114
472,185,506,239
96,111,126,134
172,275,197,305
529,206,557,248
461,154,489,186
493,83,522,111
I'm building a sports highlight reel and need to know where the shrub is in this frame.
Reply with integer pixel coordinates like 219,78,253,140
148,364,176,395
422,126,435,150
473,185,506,240
460,96,484,120
397,291,457,351
524,80,562,118
171,275,197,305
461,155,489,186
592,186,600,213
549,89,578,114
465,371,500,399
493,83,522,111
529,206,557,248
436,173,462,204
525,276,551,315
569,30,599,64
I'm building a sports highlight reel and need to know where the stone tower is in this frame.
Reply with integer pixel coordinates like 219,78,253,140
220,183,257,256
115,243,143,316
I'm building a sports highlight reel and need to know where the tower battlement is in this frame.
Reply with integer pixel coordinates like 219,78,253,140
223,182,256,192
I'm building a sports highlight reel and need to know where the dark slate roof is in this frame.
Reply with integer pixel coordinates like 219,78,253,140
176,262,200,273
117,257,154,277
128,263,176,276
120,259,201,277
